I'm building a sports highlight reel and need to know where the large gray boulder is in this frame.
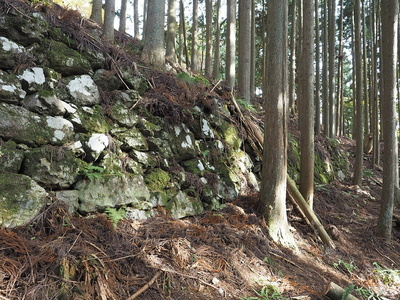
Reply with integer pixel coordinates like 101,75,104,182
77,174,151,212
0,103,74,146
23,147,80,189
0,174,48,227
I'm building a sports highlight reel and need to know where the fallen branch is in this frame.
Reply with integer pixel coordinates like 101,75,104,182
323,282,359,300
127,271,162,300
230,94,335,249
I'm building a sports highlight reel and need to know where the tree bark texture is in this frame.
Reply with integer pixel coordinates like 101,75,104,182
102,0,115,42
141,0,166,68
90,0,102,24
166,0,177,61
299,0,315,208
377,0,399,242
238,0,252,102
259,0,295,248
225,0,236,89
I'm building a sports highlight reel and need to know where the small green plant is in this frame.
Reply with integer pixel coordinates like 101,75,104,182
342,284,355,300
79,164,106,181
105,207,126,228
363,168,374,178
372,262,400,286
240,285,288,300
236,98,257,112
355,287,384,299
333,259,357,275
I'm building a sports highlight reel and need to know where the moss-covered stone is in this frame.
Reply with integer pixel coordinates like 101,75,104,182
0,141,24,173
40,39,91,75
0,173,48,227
23,146,80,189
144,168,171,191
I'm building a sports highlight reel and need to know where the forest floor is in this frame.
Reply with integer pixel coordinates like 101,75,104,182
1,136,399,300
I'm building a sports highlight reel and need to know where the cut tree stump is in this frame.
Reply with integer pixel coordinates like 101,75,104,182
323,282,360,300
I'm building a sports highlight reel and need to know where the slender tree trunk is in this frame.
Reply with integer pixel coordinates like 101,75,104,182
226,0,236,89
166,0,177,61
352,0,364,186
133,0,140,39
322,0,329,136
90,0,102,24
377,0,399,242
191,0,199,72
289,0,297,114
314,0,321,134
328,0,336,137
102,0,115,42
336,0,344,136
238,0,252,102
213,0,221,80
142,0,148,41
119,0,127,33
299,0,315,208
362,1,369,136
250,0,256,97
141,0,166,68
259,0,295,248
371,0,380,167
179,0,189,66
205,0,213,78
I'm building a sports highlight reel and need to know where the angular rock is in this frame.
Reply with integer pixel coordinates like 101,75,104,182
68,105,109,133
109,100,139,128
0,70,26,103
0,173,48,227
64,75,101,106
54,190,79,214
0,140,24,173
17,67,46,92
77,174,151,212
0,11,48,46
22,91,66,116
167,191,204,219
42,40,91,75
0,37,33,69
23,147,80,189
93,69,123,91
83,133,109,162
0,103,74,146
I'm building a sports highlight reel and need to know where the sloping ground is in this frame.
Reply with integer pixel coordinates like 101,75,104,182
1,145,399,300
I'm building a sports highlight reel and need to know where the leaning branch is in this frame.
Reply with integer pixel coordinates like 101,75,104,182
229,94,335,249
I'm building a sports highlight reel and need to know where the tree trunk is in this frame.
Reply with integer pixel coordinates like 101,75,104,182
102,0,115,42
133,0,140,39
314,0,321,134
322,0,329,137
238,0,252,102
377,0,399,242
352,0,364,186
259,0,295,248
166,0,177,61
327,0,336,137
225,0,236,90
119,0,127,33
141,0,166,68
90,0,102,24
289,0,297,114
212,0,221,80
191,0,199,72
205,0,213,78
298,0,315,207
